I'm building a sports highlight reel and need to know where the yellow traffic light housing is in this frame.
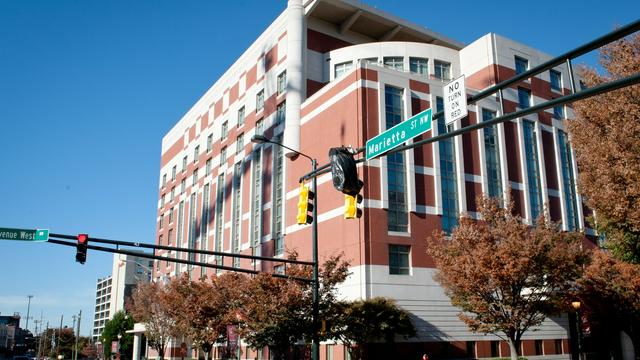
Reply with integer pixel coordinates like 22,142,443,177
344,193,363,219
297,183,314,225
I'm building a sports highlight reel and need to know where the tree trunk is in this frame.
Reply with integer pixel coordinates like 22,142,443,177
507,338,520,360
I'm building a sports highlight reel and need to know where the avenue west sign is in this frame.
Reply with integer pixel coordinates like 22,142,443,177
0,227,49,242
365,108,433,161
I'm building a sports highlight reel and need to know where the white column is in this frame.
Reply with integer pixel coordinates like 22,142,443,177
283,0,304,158
132,334,141,360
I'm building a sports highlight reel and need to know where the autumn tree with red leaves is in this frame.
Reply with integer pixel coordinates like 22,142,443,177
568,33,640,263
427,197,588,360
131,281,179,359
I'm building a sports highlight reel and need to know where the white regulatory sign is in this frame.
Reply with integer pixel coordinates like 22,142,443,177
444,75,468,125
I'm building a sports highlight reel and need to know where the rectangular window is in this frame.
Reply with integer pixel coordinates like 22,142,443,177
158,235,163,246
214,174,224,268
159,214,164,229
434,60,451,80
389,245,410,275
515,56,529,75
256,89,264,113
180,179,185,194
194,146,199,163
518,87,531,109
220,146,227,166
251,150,263,255
466,341,476,358
550,69,562,91
192,169,198,186
162,174,166,188
171,166,177,181
273,135,284,255
237,106,245,127
201,183,210,255
177,201,184,245
362,57,377,65
535,340,543,355
482,109,502,199
438,96,458,234
169,207,174,223
236,133,244,155
222,121,228,140
490,341,500,357
206,158,212,176
276,102,286,124
182,156,187,172
385,86,408,232
188,193,197,265
383,56,404,71
409,57,428,75
553,105,565,120
334,61,353,78
558,131,579,230
206,134,213,152
232,162,242,268
170,187,175,202
161,194,165,208
523,120,542,220
554,339,563,354
255,119,264,136
277,71,287,95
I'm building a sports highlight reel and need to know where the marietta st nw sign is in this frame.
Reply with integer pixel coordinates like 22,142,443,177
366,108,433,161
0,227,49,242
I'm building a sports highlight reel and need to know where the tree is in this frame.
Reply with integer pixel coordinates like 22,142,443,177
576,250,640,358
101,311,134,359
131,282,178,360
568,33,640,263
331,297,415,360
427,197,588,360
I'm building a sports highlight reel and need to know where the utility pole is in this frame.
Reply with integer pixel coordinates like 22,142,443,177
74,311,81,360
26,295,33,332
58,315,63,357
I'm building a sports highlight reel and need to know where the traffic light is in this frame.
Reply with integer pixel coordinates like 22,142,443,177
344,193,363,219
76,233,88,264
296,182,314,225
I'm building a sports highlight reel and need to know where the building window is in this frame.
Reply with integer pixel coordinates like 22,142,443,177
192,169,198,186
206,158,212,176
558,131,579,231
438,96,458,234
389,245,410,275
535,340,543,355
362,57,377,65
409,57,428,75
550,69,562,91
194,146,199,163
159,214,164,229
158,235,163,247
214,174,225,265
237,106,245,127
554,339,563,354
277,71,287,95
515,56,529,75
169,207,174,223
553,105,565,120
466,341,476,358
188,193,197,265
232,162,242,268
518,87,531,109
162,174,166,188
523,120,542,220
490,341,500,357
434,60,451,80
161,194,165,208
182,156,187,172
220,146,227,166
384,56,404,71
276,101,286,124
201,183,210,252
171,165,177,181
334,61,353,78
181,179,185,194
482,109,502,199
206,134,213,152
236,133,244,155
170,187,175,202
256,89,264,113
251,150,263,255
385,86,408,232
273,135,284,255
255,118,264,136
222,121,229,140
177,201,184,245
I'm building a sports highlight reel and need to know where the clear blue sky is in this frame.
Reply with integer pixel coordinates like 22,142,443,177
1,0,638,337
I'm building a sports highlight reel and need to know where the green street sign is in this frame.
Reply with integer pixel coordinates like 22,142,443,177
365,108,433,161
0,227,49,242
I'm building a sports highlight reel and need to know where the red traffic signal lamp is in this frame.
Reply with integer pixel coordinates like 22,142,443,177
76,233,88,264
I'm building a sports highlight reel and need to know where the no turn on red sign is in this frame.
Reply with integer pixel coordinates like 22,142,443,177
444,75,468,125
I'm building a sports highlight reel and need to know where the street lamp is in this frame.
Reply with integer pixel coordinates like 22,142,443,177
251,134,320,360
117,333,122,360
571,301,582,360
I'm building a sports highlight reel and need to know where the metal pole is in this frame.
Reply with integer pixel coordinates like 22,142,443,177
74,310,81,360
311,158,319,360
26,295,33,332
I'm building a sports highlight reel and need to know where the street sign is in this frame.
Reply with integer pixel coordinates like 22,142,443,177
444,75,468,124
0,227,49,242
365,108,432,161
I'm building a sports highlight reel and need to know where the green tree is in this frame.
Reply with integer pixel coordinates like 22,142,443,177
101,311,133,359
427,197,588,360
331,297,415,360
568,33,640,263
